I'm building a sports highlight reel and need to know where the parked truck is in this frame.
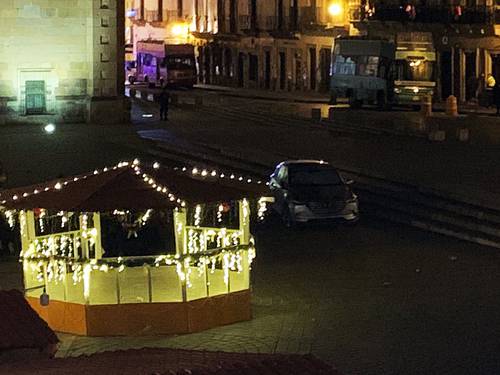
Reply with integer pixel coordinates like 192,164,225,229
393,32,436,106
133,41,197,88
330,32,436,108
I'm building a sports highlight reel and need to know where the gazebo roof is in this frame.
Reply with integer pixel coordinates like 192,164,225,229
0,161,268,211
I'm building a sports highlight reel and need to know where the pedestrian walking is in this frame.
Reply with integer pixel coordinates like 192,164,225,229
159,87,170,121
493,82,500,115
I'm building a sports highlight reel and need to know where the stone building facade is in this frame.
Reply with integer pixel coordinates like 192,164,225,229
0,0,126,125
126,0,350,93
194,0,349,93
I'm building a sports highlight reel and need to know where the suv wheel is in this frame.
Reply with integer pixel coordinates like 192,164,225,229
282,208,295,228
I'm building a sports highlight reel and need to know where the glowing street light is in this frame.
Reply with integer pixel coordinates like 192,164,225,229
171,22,189,38
328,3,343,16
44,123,56,134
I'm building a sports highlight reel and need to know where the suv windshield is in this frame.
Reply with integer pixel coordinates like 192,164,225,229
289,166,342,186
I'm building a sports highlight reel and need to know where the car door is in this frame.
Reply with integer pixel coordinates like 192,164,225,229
270,166,288,214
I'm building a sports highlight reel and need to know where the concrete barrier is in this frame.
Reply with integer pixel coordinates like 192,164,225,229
457,128,469,142
421,95,432,117
428,130,446,142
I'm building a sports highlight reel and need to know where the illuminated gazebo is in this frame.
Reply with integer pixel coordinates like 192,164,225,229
0,161,269,336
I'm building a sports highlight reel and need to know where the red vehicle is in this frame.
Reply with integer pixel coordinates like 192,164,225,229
134,41,197,88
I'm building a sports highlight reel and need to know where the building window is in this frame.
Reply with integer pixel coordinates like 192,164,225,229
25,80,46,115
249,54,258,81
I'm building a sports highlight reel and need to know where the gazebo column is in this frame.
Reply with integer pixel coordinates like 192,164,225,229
174,208,187,256
238,199,250,245
20,210,36,252
93,213,103,259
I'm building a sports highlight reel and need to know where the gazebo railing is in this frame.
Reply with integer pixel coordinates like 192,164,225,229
23,244,255,306
184,225,243,254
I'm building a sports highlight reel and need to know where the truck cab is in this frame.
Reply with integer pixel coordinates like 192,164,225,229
393,32,436,106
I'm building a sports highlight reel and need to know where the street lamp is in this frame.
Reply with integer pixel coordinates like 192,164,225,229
328,3,343,17
171,22,189,38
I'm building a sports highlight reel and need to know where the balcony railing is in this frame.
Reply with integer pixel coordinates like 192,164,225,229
264,16,292,32
365,5,494,24
24,245,253,305
238,15,250,30
145,10,161,23
138,9,182,24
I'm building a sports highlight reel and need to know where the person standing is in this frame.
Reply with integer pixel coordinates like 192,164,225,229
487,73,496,89
159,87,170,121
486,74,496,108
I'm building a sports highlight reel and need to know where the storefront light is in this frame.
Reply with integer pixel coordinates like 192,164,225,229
171,23,189,38
328,3,343,16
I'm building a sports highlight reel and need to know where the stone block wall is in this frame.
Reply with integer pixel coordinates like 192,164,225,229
0,0,126,125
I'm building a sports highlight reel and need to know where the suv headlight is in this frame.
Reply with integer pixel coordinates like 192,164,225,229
394,88,401,94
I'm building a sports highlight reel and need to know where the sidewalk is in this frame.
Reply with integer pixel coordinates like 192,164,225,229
196,83,500,116
194,84,332,104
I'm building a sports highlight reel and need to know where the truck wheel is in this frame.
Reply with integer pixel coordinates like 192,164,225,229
128,76,135,84
377,90,386,110
282,207,295,228
349,98,362,109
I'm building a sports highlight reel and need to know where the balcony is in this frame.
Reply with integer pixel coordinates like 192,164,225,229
145,10,161,23
365,5,494,24
264,16,292,31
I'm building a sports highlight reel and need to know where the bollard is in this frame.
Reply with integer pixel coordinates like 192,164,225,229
328,107,335,121
456,128,469,142
420,95,432,117
446,95,458,117
428,130,446,142
311,108,322,122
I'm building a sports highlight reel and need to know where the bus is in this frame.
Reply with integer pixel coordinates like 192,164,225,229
330,33,436,108
330,38,395,108
134,41,197,88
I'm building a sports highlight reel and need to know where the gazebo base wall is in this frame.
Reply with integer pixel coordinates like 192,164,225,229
26,290,251,336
